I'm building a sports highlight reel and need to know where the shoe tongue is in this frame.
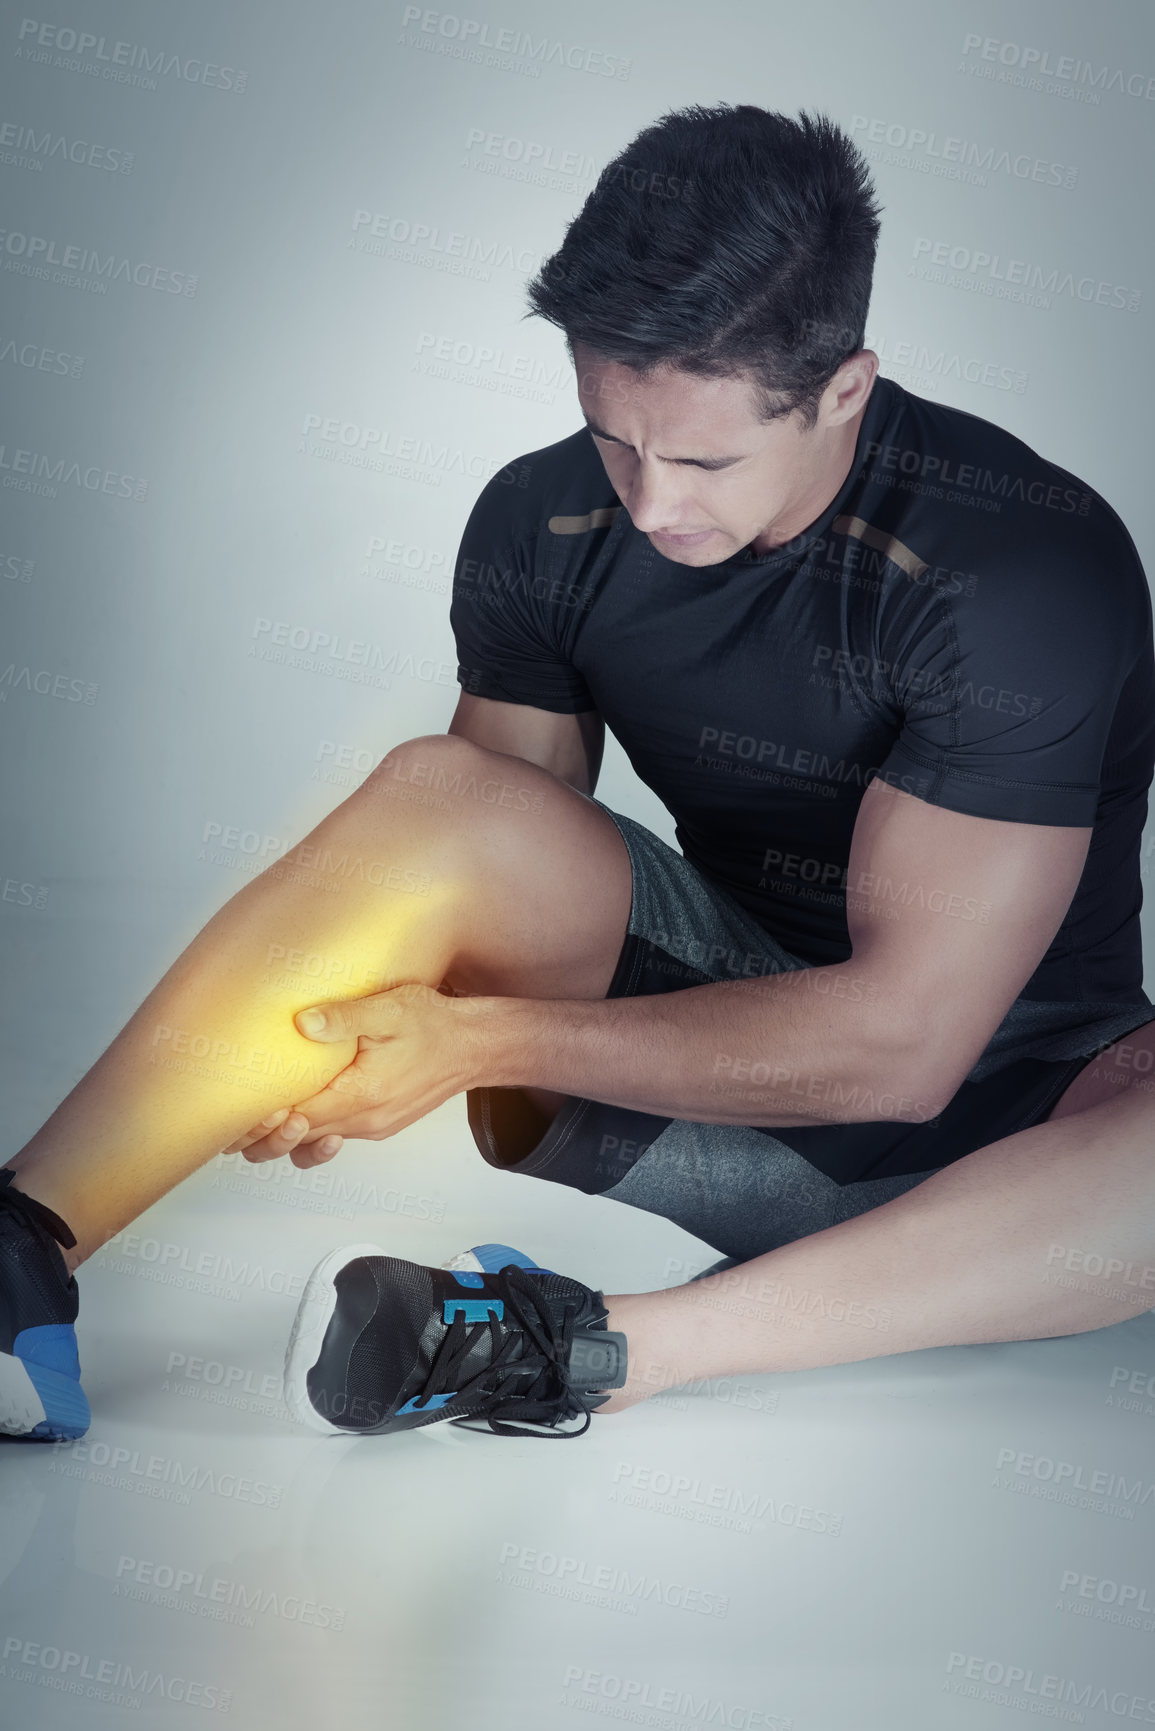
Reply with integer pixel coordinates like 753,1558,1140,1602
526,1277,626,1391
522,1269,599,1324
0,1173,77,1251
444,1271,618,1393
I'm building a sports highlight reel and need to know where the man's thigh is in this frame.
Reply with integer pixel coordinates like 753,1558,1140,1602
1045,1016,1155,1121
462,797,814,1180
458,790,1155,1240
371,734,633,1005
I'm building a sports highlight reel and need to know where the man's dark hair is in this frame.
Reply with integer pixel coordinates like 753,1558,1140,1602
524,104,882,430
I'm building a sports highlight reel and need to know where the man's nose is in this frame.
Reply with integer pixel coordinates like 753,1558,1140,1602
624,462,687,531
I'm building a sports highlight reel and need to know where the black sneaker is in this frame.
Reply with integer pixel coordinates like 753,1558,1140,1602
0,1170,89,1440
284,1240,627,1438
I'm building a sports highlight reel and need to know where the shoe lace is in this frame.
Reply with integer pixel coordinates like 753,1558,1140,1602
0,1170,77,1250
417,1265,600,1439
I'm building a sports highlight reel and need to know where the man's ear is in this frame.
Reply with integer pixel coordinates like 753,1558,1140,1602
823,351,879,426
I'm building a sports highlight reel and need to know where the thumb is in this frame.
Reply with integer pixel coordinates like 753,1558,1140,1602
294,992,404,1041
294,1001,353,1040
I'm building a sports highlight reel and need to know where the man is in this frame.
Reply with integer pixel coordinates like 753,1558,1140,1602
4,105,1155,1445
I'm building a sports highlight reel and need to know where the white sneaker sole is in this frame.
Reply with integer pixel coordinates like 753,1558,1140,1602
0,1351,48,1437
283,1245,487,1436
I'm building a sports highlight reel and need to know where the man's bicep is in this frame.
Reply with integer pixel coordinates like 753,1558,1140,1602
845,779,1092,1108
448,692,605,796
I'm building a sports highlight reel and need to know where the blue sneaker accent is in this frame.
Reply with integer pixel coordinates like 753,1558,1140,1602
10,1324,88,1439
443,1297,503,1325
23,1362,91,1439
451,1270,485,1289
397,1391,458,1416
468,1243,554,1276
13,1323,80,1379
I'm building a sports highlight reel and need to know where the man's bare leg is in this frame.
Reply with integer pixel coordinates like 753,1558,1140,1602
4,734,630,1267
598,1021,1155,1410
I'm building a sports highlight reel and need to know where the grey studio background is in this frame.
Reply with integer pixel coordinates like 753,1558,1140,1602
2,0,1155,1727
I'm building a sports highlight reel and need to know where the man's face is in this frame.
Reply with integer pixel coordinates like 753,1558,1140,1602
571,340,876,566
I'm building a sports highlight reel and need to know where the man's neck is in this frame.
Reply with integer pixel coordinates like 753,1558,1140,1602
748,396,872,556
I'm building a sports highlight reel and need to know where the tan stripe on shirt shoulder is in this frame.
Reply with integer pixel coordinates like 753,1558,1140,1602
547,506,622,535
832,514,929,581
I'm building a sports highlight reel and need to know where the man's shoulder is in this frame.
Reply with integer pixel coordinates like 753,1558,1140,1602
867,379,1143,577
472,425,619,530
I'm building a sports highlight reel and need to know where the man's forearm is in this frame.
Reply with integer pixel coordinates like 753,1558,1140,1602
464,964,935,1127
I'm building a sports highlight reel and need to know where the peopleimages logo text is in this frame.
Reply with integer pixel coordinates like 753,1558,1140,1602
0,227,195,293
995,1446,1155,1507
945,1652,1155,1721
851,114,1076,187
961,34,1155,100
911,238,1140,311
15,19,248,90
398,8,630,78
1,1636,231,1712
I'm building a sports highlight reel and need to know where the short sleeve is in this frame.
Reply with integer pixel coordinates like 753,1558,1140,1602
450,464,597,714
873,548,1147,826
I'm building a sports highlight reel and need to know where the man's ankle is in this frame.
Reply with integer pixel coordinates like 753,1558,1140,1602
1,1166,82,1270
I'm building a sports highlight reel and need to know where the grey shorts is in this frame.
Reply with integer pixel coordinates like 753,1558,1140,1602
464,800,1155,1263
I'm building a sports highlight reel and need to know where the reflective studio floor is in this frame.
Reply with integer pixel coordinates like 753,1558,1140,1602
4,1078,1155,1729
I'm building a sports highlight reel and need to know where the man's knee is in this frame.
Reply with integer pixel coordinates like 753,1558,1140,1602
374,732,495,790
364,734,551,823
372,733,550,806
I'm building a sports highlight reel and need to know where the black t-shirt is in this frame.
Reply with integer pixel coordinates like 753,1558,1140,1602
451,376,1155,1006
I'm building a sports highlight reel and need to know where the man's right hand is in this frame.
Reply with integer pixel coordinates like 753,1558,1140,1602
221,1108,344,1169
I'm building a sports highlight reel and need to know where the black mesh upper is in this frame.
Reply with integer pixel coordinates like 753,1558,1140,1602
0,1171,79,1354
306,1253,612,1436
